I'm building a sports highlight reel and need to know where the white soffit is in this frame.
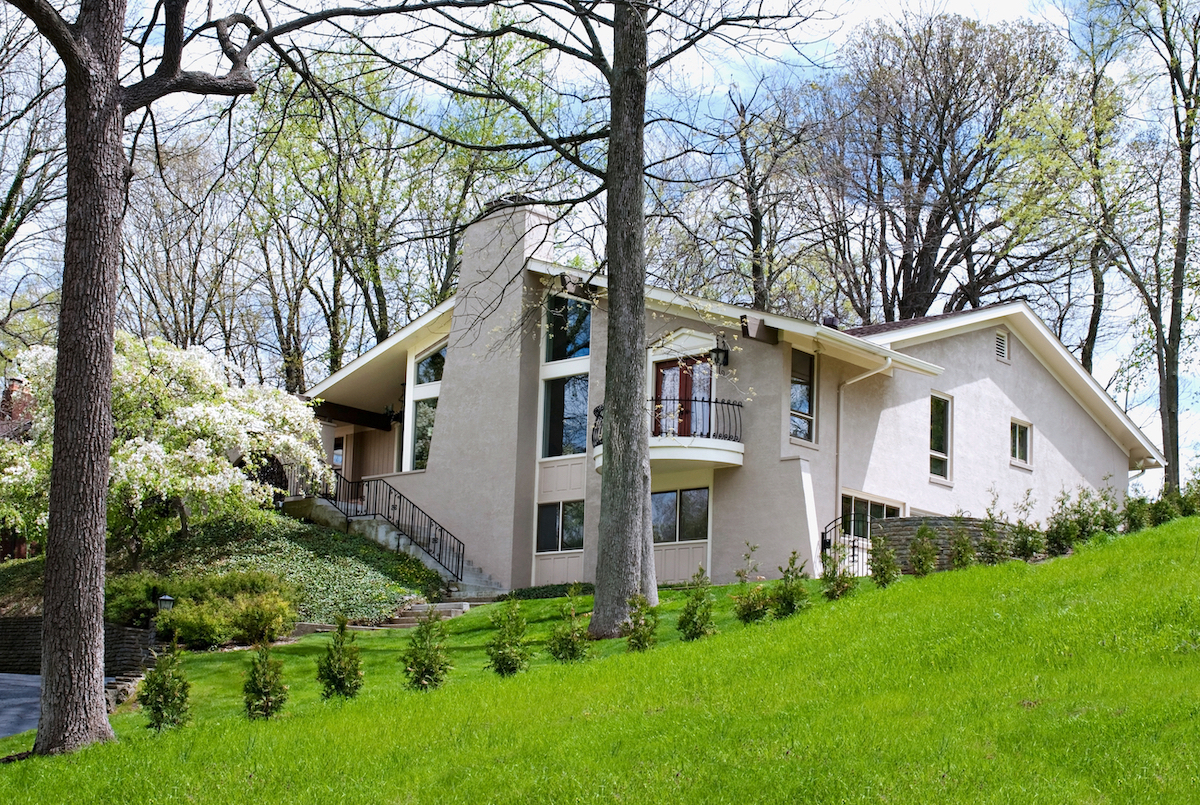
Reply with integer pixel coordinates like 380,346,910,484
305,299,455,411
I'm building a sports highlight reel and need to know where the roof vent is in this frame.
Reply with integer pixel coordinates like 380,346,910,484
995,331,1010,361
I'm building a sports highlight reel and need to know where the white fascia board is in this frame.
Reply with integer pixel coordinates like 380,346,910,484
533,262,941,378
861,301,1165,469
305,297,456,399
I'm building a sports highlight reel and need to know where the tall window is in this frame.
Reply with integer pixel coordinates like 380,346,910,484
930,394,951,478
537,501,585,552
544,374,589,457
651,488,709,543
546,297,590,362
411,343,444,471
1011,420,1031,464
654,358,712,437
790,350,815,441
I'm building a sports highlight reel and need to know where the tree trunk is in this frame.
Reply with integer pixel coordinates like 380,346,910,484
590,0,655,639
34,0,125,754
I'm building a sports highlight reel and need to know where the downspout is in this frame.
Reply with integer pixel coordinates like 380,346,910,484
834,357,893,545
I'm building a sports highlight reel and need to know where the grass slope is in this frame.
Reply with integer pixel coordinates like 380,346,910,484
2,521,1198,803
0,511,443,623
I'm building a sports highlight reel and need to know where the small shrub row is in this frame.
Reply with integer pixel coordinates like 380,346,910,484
503,582,595,601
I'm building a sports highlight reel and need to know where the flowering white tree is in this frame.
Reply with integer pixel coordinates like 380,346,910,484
0,332,327,564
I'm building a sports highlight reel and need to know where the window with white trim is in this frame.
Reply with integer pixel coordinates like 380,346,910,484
1011,420,1031,465
537,500,584,552
545,297,591,362
410,343,445,471
790,350,816,442
930,393,951,479
543,374,588,457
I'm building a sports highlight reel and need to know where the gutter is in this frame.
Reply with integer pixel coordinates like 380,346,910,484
832,357,893,567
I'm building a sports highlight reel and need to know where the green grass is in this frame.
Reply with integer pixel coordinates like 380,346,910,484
2,520,1199,803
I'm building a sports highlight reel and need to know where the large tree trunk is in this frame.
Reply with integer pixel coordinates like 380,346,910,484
34,0,125,755
590,0,656,639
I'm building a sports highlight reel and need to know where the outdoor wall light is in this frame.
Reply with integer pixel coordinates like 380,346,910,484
710,336,730,368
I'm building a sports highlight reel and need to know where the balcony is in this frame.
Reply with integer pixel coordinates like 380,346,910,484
591,398,745,473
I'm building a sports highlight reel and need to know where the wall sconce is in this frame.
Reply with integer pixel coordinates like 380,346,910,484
710,336,730,368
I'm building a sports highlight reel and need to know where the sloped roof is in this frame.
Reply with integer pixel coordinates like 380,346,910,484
851,301,1164,471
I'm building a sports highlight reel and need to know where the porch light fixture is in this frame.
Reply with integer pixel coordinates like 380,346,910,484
709,336,730,368
157,594,174,612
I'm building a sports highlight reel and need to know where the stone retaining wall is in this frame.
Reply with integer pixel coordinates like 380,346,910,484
873,516,1011,573
0,617,156,676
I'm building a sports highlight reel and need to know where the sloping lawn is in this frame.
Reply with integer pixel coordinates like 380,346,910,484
1,521,1198,803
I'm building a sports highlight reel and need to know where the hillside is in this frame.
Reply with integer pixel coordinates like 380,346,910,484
1,519,1197,803
0,510,443,622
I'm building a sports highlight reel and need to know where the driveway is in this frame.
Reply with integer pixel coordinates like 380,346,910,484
0,674,40,740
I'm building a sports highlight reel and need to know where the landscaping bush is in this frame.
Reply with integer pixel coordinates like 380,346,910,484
620,594,658,652
1148,493,1180,527
676,568,717,640
546,585,591,662
869,534,900,588
909,524,938,577
504,582,595,601
977,493,1011,565
156,601,232,649
771,552,810,619
1011,519,1046,561
316,616,363,699
732,583,771,625
140,642,190,731
820,546,855,601
402,609,452,691
230,591,296,644
949,515,975,569
244,644,288,720
485,598,532,676
1122,495,1150,534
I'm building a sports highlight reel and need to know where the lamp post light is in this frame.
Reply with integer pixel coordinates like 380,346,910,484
157,594,174,612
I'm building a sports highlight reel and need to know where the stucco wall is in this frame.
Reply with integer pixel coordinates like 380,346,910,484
371,207,548,590
840,326,1129,525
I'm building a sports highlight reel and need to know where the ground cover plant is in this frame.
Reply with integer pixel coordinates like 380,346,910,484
1,519,1199,803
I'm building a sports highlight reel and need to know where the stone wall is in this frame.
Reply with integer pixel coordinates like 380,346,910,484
0,617,156,676
873,516,1011,573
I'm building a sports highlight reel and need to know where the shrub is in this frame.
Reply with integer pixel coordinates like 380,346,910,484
243,644,288,720
1122,495,1150,534
140,642,190,731
1045,516,1080,557
1149,491,1182,527
676,567,717,640
1011,520,1045,561
732,583,772,624
156,601,232,649
869,534,901,588
105,572,172,629
402,608,452,691
504,582,595,601
734,541,760,584
230,591,296,644
485,598,532,677
949,528,975,570
909,524,938,577
771,552,810,619
316,615,363,699
820,545,855,601
978,491,1011,565
620,594,658,652
546,585,591,662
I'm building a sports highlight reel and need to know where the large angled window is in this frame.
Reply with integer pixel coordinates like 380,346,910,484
546,297,591,362
411,343,445,471
544,374,589,457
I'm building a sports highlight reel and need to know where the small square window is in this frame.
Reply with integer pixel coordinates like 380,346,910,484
1011,421,1031,465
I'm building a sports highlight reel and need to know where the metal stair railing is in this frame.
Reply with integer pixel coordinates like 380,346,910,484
295,469,465,581
820,513,873,577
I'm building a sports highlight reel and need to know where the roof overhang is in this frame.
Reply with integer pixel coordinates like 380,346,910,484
531,261,942,379
855,301,1165,471
305,298,455,418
